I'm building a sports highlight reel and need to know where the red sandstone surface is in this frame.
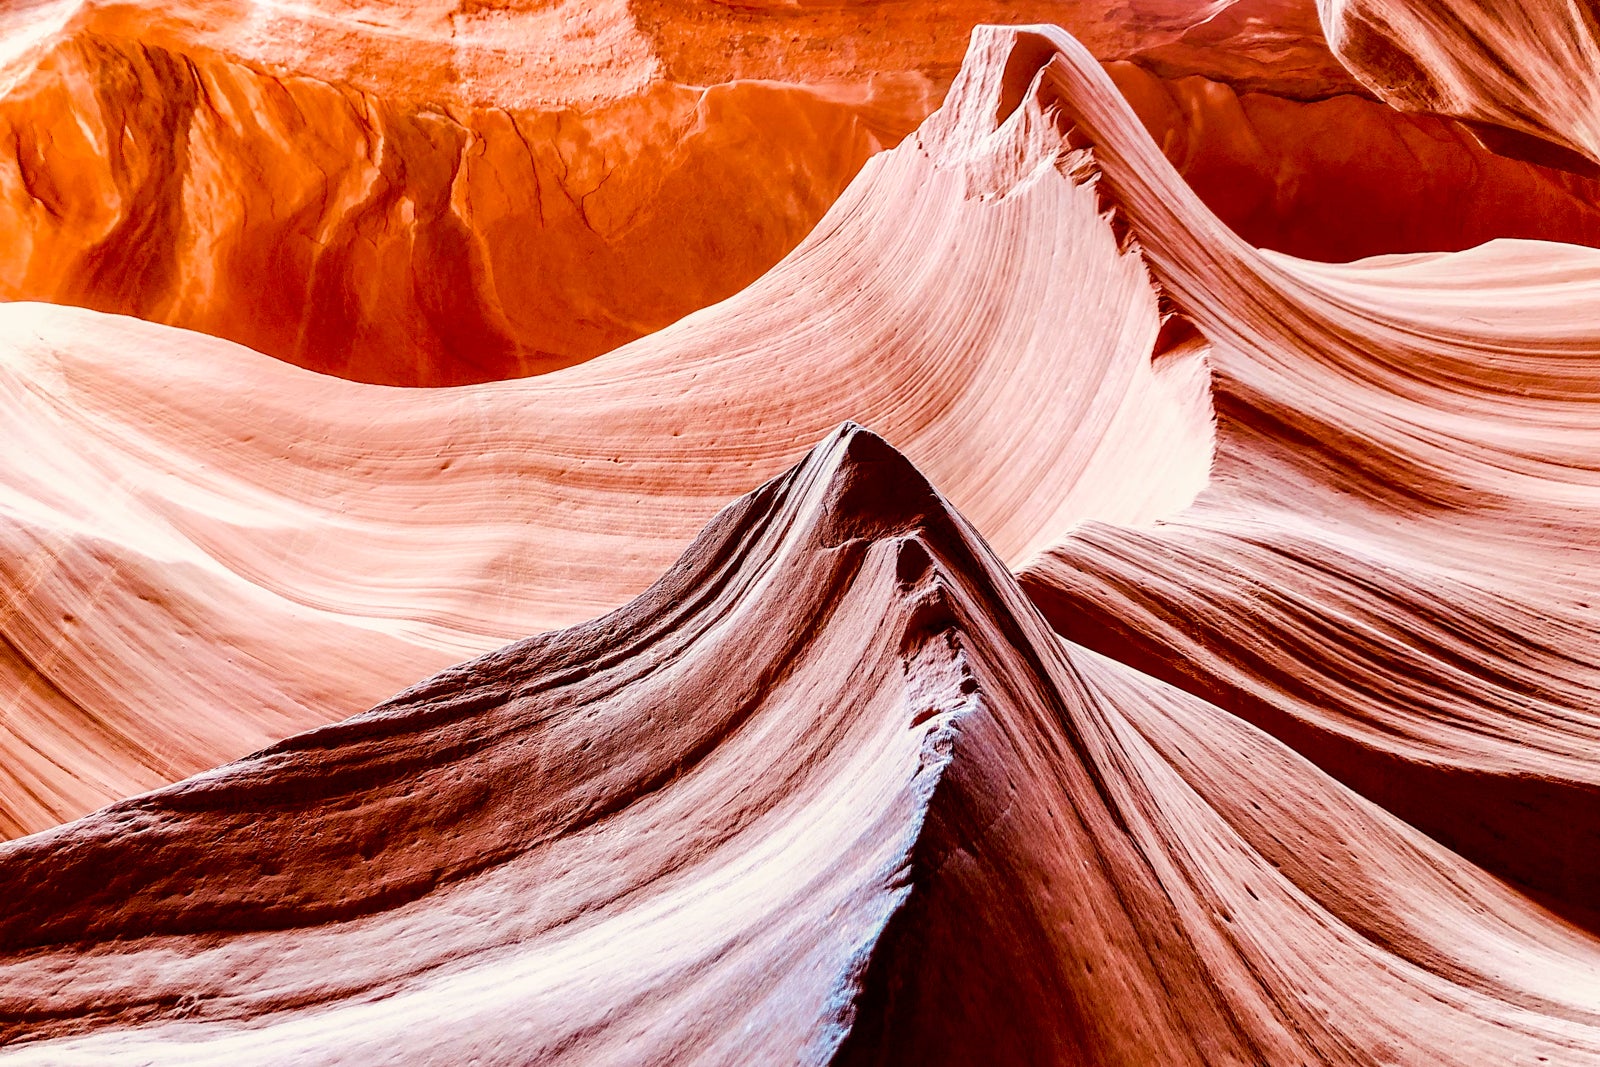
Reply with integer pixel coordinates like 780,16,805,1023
4,0,1600,1063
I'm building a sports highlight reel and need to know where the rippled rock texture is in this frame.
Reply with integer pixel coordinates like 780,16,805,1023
3,0,1600,382
5,0,1600,1063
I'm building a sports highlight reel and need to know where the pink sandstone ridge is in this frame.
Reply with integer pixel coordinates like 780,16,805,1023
0,0,1598,383
2,1,1600,1063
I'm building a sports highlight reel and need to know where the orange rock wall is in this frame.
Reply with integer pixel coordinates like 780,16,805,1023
1115,61,1600,261
0,34,901,384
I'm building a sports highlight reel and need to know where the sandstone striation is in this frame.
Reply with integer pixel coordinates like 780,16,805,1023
0,45,1215,834
1321,0,1600,172
1005,23,1600,920
5,1,1600,1062
3,0,1600,383
5,427,1600,1065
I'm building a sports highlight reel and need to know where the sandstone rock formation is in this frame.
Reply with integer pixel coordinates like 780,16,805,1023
1109,59,1600,260
6,1,1600,1063
1008,23,1600,921
6,427,1600,1065
0,46,1215,835
0,27,907,385
3,0,1599,383
1321,0,1600,172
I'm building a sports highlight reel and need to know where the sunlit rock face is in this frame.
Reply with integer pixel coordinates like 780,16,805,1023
1,0,1599,383
6,2,1600,1064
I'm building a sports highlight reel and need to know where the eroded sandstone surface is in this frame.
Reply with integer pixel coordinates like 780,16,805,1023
4,1,1600,1063
2,0,1599,382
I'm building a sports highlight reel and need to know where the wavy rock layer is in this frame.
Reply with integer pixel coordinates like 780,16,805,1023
0,428,981,1063
4,0,1600,383
0,49,1215,835
5,428,1599,1065
996,24,1600,922
7,10,1600,1064
1321,0,1600,171
0,0,1215,386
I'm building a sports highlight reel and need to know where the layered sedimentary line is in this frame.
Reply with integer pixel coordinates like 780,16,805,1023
6,1,1600,388
0,45,1215,838
0,426,989,1063
0,0,1223,388
3,427,1599,1065
1319,0,1600,173
965,24,1600,918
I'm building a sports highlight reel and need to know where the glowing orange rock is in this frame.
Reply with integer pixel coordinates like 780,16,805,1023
0,32,905,385
4,5,1600,1062
3,0,1598,385
1112,60,1600,260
